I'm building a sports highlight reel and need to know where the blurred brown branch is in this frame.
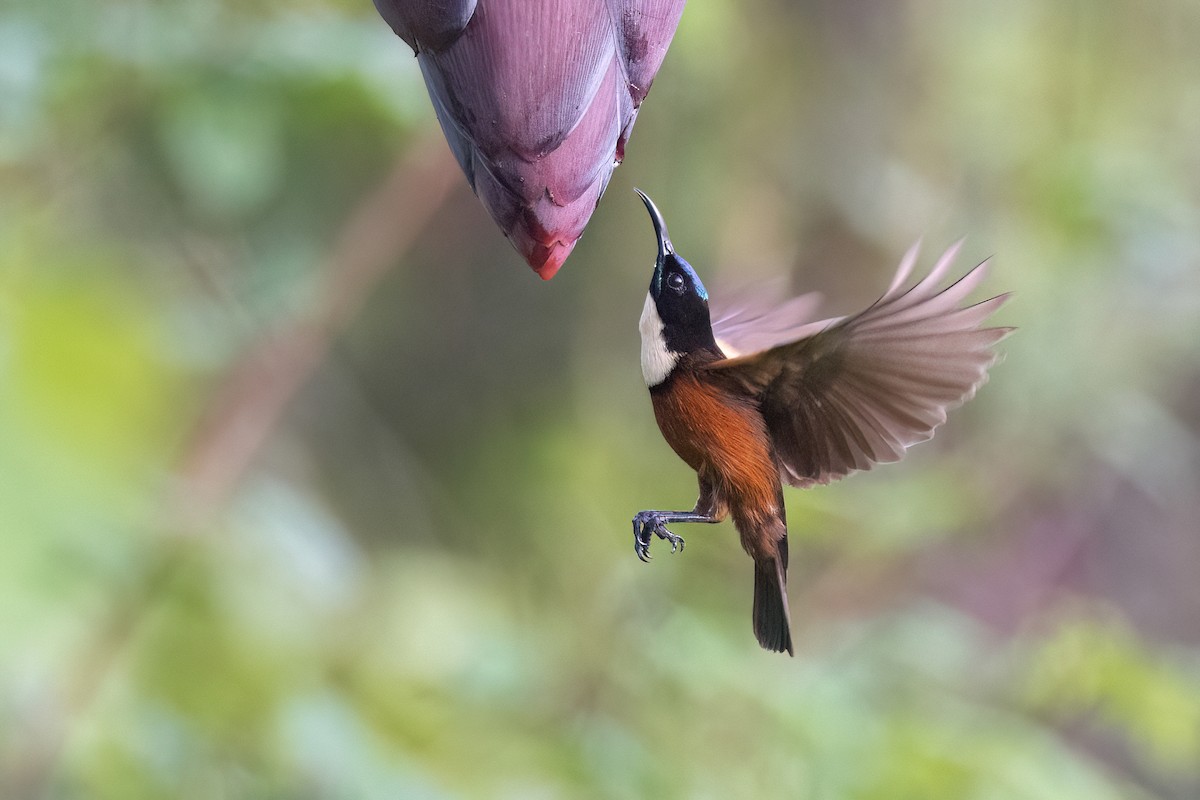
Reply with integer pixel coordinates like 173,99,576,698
7,132,460,800
172,131,461,528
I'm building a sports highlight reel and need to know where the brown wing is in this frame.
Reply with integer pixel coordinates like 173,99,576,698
704,241,1012,488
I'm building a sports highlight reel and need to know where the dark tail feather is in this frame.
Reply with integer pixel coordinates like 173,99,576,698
752,539,793,656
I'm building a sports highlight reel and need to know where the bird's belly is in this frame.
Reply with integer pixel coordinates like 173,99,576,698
650,372,776,492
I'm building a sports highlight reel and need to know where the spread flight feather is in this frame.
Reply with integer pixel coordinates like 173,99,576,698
705,241,1013,488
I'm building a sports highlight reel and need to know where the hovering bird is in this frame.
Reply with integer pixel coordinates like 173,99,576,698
372,0,687,279
630,190,1011,655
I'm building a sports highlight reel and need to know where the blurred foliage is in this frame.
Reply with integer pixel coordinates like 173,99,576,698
3,0,1200,798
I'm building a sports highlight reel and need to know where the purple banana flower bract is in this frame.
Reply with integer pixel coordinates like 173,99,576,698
373,0,687,279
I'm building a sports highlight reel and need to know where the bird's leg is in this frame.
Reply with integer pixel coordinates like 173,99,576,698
631,511,718,562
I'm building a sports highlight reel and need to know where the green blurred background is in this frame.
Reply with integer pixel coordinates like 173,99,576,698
3,1,1200,797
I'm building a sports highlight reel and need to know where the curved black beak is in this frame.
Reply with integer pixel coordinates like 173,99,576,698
634,188,674,264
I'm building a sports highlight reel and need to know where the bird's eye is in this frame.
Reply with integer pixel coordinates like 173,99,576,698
667,272,686,293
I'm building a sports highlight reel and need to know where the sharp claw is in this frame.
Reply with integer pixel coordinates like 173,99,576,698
632,512,689,560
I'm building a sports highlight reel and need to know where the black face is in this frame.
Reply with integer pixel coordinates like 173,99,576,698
636,189,720,357
651,252,719,356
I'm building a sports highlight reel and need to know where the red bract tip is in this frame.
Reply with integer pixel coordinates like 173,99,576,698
530,245,571,280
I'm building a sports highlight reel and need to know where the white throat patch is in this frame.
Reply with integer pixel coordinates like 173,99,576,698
639,292,679,387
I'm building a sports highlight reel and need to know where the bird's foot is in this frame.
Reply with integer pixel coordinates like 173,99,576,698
632,511,685,562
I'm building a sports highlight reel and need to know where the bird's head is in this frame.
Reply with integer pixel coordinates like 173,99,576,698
635,189,719,387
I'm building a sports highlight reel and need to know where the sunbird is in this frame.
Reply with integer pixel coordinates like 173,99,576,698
631,190,1011,655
